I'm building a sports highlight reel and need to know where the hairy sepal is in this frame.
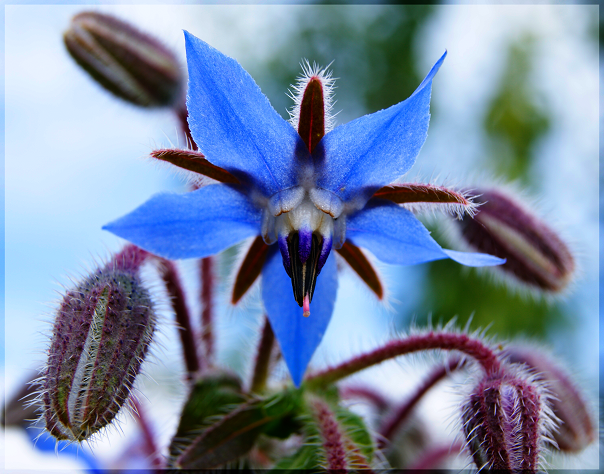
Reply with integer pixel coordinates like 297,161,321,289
150,148,240,184
231,236,270,305
336,241,384,300
373,183,478,219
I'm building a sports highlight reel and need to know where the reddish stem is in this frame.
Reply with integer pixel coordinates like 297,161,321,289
200,257,215,363
175,102,197,150
311,398,348,472
107,244,150,273
378,358,465,448
339,385,390,413
306,332,501,389
406,441,466,470
131,398,163,469
250,316,275,393
159,260,200,379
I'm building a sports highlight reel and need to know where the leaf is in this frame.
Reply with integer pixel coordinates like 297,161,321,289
273,444,323,471
174,389,303,469
168,371,245,460
335,406,374,463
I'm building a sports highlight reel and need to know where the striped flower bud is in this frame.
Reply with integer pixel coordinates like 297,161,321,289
42,246,155,442
503,345,595,453
461,369,553,473
457,188,574,293
64,12,183,107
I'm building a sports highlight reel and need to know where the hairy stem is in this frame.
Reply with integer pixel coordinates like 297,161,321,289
379,358,465,447
310,398,348,472
131,398,163,469
406,441,465,470
159,260,200,378
250,316,274,393
108,243,150,273
175,102,197,150
200,257,215,363
306,332,501,389
339,385,390,413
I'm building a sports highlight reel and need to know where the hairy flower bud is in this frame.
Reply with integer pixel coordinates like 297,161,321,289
457,189,574,293
462,370,552,473
64,12,183,107
42,246,155,441
503,345,595,453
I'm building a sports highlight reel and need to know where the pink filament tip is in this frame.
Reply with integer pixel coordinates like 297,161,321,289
303,294,311,317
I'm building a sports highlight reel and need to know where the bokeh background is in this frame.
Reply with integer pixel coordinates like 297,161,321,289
3,4,599,471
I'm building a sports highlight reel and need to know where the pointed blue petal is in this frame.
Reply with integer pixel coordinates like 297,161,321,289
262,248,338,387
441,249,506,267
346,200,505,267
103,185,261,259
184,31,309,197
314,52,446,205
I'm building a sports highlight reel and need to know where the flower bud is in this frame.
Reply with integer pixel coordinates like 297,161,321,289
2,373,39,428
42,246,155,441
64,12,183,107
503,345,595,453
457,189,574,293
462,370,551,472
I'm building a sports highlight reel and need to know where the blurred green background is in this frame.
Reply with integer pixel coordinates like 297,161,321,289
248,4,596,341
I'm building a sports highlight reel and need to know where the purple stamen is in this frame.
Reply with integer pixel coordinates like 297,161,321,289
297,228,313,263
317,236,332,274
278,234,291,277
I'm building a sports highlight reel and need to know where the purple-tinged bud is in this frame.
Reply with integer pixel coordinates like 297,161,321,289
503,345,595,453
42,245,155,441
2,373,39,428
462,369,553,473
64,12,183,108
310,398,348,472
457,188,575,293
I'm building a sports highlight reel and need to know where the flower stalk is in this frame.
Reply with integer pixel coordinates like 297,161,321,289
378,358,465,448
306,332,501,389
158,260,201,378
131,398,162,469
310,398,348,472
200,256,215,363
250,316,275,394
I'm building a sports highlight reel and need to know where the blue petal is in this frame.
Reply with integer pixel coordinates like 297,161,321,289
184,31,309,197
314,51,446,204
346,200,505,267
262,248,338,387
103,185,261,259
28,427,103,473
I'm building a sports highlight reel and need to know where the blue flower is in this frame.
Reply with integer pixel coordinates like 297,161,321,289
104,31,503,387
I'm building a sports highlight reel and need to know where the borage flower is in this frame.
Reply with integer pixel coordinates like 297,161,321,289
104,32,503,386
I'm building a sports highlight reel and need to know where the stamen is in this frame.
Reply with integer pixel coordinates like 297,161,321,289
288,232,323,309
303,295,311,317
